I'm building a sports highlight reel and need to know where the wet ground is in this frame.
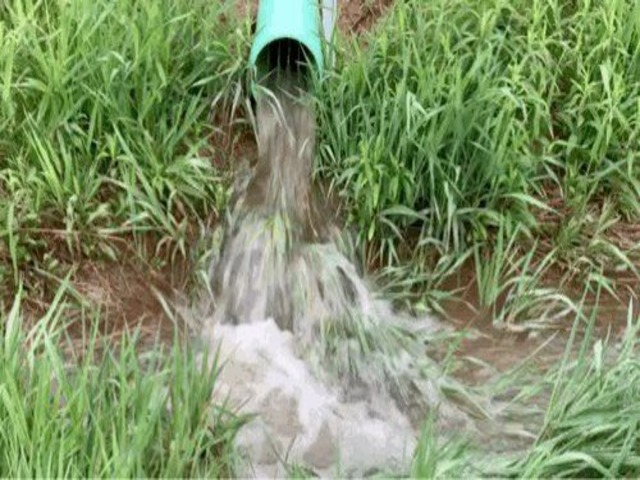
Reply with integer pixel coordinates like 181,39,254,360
51,240,636,391
439,260,635,376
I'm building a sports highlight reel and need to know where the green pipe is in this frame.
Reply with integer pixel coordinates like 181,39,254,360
249,0,325,88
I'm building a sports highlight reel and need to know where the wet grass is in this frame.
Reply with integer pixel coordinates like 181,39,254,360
0,0,640,477
506,307,640,478
409,293,640,478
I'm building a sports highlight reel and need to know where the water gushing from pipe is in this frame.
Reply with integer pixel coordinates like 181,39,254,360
201,67,476,476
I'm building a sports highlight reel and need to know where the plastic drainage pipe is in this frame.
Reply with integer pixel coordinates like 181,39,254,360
249,0,326,90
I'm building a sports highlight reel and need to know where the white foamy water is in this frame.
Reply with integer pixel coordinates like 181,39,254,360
201,70,474,476
207,319,417,477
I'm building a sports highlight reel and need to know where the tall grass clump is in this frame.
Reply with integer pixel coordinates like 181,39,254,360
0,0,246,289
0,288,241,477
318,0,552,259
498,301,640,477
316,0,640,318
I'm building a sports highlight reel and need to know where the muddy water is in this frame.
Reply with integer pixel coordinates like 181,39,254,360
435,259,637,386
201,71,477,476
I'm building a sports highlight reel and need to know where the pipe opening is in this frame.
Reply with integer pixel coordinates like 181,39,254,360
255,38,315,88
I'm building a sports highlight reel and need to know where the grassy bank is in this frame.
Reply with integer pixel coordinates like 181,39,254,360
0,1,245,472
317,0,640,323
0,289,241,477
0,0,245,296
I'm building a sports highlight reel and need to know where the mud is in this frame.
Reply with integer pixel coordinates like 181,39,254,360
434,259,636,389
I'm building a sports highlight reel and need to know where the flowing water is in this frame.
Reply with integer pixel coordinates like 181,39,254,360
202,71,478,477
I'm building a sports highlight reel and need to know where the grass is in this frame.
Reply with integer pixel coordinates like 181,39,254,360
493,289,640,478
0,0,246,296
0,286,243,477
0,0,640,477
316,0,640,323
407,299,640,479
0,1,248,474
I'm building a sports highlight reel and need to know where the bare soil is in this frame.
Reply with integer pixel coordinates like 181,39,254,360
67,256,184,346
336,0,394,33
18,232,193,354
231,0,393,34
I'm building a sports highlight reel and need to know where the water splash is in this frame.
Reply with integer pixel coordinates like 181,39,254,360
202,71,474,476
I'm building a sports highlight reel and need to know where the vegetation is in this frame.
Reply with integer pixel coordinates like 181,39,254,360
0,289,241,477
317,0,640,324
507,304,640,477
0,0,244,296
411,293,640,478
0,0,639,477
